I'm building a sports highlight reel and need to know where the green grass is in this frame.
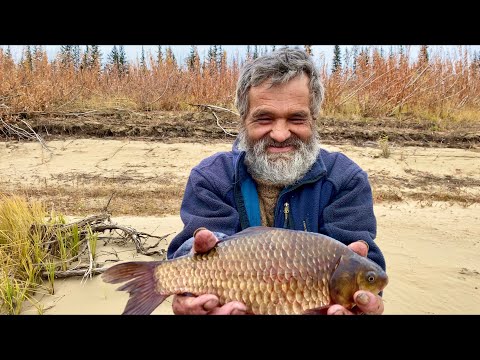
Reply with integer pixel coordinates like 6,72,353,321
0,193,98,314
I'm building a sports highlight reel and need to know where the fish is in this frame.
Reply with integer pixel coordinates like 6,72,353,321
102,226,388,315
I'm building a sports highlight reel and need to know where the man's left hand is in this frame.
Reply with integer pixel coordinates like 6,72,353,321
327,240,385,315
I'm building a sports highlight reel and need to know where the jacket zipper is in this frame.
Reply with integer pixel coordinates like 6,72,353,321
283,202,290,228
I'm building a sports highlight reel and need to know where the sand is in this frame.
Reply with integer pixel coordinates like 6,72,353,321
1,139,479,315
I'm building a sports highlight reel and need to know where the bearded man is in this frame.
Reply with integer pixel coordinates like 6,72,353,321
167,47,386,315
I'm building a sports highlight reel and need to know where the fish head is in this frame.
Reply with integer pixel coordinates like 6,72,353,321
329,253,388,309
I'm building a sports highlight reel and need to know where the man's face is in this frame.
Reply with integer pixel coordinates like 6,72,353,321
237,75,321,186
244,74,314,150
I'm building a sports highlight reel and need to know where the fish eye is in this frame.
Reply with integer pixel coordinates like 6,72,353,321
366,271,376,283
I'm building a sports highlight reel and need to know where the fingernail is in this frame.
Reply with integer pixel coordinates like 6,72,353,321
356,292,370,305
193,227,207,237
358,240,369,253
203,299,218,311
333,310,345,315
231,308,247,315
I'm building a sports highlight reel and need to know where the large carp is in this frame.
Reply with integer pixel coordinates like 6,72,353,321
102,226,388,315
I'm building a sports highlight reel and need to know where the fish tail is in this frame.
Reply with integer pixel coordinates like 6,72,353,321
102,261,168,315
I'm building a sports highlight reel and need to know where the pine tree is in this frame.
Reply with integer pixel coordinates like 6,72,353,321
90,45,101,69
157,45,163,65
81,45,90,70
216,45,223,69
253,45,259,59
118,45,128,73
140,46,146,71
24,45,33,71
418,45,429,65
246,45,252,61
165,47,176,66
187,45,199,71
332,45,342,73
108,45,119,72
60,45,73,67
352,46,359,73
72,45,81,70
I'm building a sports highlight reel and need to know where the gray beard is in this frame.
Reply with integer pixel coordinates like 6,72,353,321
236,130,321,186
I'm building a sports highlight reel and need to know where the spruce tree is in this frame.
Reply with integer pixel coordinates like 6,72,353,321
157,45,163,65
419,45,429,65
253,45,258,59
118,45,128,73
90,45,101,69
187,45,198,71
332,45,342,73
24,45,33,71
140,46,146,70
72,45,81,70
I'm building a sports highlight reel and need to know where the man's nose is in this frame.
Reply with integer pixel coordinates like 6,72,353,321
269,120,291,143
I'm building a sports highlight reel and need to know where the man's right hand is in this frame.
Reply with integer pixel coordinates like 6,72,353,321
171,228,248,315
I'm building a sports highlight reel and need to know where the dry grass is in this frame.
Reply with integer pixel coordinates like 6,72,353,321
0,194,98,314
1,46,479,125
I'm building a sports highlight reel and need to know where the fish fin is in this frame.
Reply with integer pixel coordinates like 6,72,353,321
303,305,331,315
102,261,167,315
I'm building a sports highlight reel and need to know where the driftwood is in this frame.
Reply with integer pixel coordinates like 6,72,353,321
37,209,172,281
189,103,238,137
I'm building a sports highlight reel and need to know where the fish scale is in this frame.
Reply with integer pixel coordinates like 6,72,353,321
103,226,388,315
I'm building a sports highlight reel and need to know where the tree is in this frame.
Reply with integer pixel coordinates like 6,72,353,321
81,45,90,70
23,45,33,71
107,45,119,72
187,45,199,71
253,45,259,59
352,45,359,73
332,45,342,73
246,45,252,61
304,45,312,56
157,45,163,65
72,45,81,70
118,45,128,73
60,45,73,68
418,45,429,65
90,45,101,70
140,46,146,71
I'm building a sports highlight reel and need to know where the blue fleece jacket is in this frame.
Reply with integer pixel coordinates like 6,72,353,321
167,143,386,272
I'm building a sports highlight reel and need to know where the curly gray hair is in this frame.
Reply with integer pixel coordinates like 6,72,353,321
235,47,324,121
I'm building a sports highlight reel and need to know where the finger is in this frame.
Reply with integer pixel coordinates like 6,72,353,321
348,240,369,257
327,304,354,315
207,301,247,315
172,294,219,315
354,291,384,315
193,229,219,254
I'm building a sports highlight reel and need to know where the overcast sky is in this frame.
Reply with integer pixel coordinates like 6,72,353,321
2,45,478,67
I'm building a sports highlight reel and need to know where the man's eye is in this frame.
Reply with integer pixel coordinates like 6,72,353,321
290,118,307,123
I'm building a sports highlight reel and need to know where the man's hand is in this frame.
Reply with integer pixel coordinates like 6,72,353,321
172,228,247,315
327,240,385,315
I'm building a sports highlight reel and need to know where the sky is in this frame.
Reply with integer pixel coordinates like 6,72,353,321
2,45,479,67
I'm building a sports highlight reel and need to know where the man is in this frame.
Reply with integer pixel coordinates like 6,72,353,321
167,47,386,315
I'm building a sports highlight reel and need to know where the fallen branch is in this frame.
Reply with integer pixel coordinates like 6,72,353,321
189,103,238,137
189,103,239,116
42,266,108,279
